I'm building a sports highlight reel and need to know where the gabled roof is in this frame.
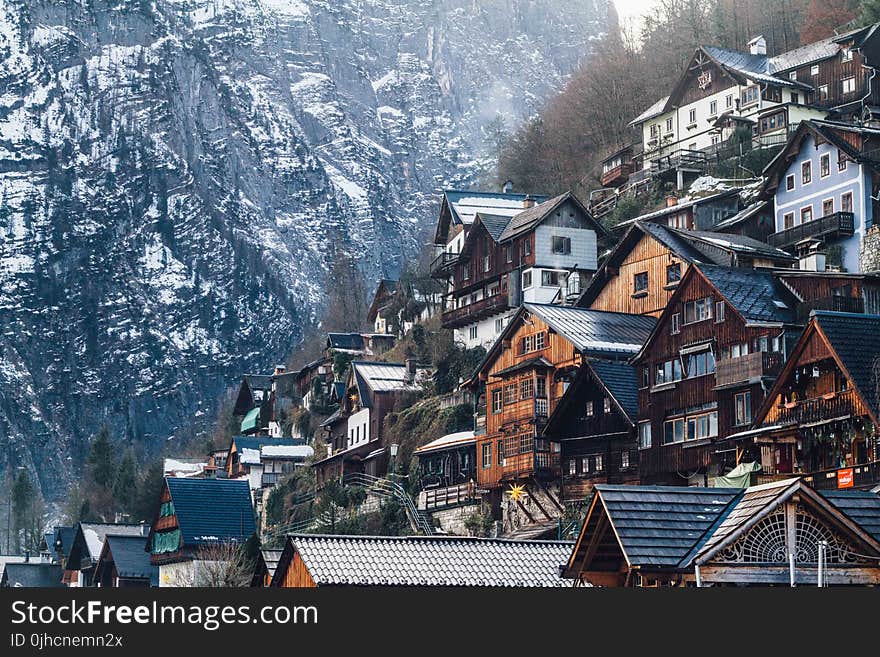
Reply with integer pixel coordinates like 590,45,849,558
589,360,641,422
52,526,75,560
414,430,476,455
711,200,768,231
629,96,670,126
673,228,796,264
473,212,511,242
100,535,155,580
326,333,366,352
525,303,657,357
348,361,429,409
497,191,606,242
252,548,283,586
243,374,272,392
822,489,880,542
279,534,573,587
72,523,148,565
698,264,797,324
434,189,547,244
164,478,256,547
367,279,398,323
613,189,741,231
2,562,63,587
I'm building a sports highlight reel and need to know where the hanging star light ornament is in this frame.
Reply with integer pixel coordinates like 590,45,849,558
507,483,526,502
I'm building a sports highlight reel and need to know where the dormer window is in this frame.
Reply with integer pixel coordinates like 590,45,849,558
842,48,853,62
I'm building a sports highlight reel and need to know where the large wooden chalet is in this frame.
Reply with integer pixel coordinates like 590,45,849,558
736,311,880,491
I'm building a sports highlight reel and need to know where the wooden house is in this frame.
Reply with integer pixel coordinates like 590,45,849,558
632,264,804,486
578,221,794,318
367,278,399,335
563,479,880,586
433,190,606,348
63,523,147,587
225,435,311,490
711,200,777,242
599,144,637,188
413,431,478,512
148,477,256,587
312,360,431,487
613,190,742,233
465,303,656,531
250,548,283,588
232,374,272,419
271,534,572,587
1,562,63,588
93,534,156,587
762,119,880,272
542,360,641,504
735,311,880,490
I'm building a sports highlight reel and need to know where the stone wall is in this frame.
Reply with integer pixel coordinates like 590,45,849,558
861,225,880,273
501,483,563,535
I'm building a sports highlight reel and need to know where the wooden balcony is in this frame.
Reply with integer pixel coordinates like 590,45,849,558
600,162,632,187
802,460,880,491
422,481,479,510
442,292,510,329
503,450,561,480
430,251,459,279
768,211,855,249
797,295,864,322
649,149,708,176
766,388,863,426
715,351,783,388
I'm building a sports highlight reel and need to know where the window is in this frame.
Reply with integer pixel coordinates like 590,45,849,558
822,198,834,217
567,459,577,476
585,399,594,417
641,367,650,389
663,418,685,444
666,263,681,285
595,455,604,472
839,156,847,172
505,244,513,263
535,331,546,350
729,341,749,358
603,397,612,414
820,153,830,178
686,350,716,378
462,263,470,280
468,325,478,341
522,239,531,256
664,411,717,444
791,92,799,104
580,456,590,473
842,191,853,212
688,108,697,125
536,376,546,399
522,270,532,289
497,440,503,466
492,389,503,414
789,71,797,81
634,271,648,293
671,312,681,335
521,331,546,354
495,317,504,334
725,93,733,108
482,443,492,469
741,86,760,106
552,235,571,255
801,160,812,184
482,255,490,272
783,212,795,229
650,123,659,138
735,391,752,426
638,422,652,449
621,451,630,469
819,84,828,100
541,270,562,286
785,174,795,191
665,117,674,133
842,77,856,94
801,206,813,224
709,100,717,116
655,358,683,385
520,378,533,400
842,47,853,62
503,383,517,405
683,297,713,324
715,301,725,323
811,64,819,76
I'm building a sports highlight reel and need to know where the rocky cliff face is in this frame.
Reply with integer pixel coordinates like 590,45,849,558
0,0,610,497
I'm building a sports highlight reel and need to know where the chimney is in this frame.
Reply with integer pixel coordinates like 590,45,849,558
523,194,536,209
665,194,678,208
405,358,418,384
502,180,514,194
274,365,286,376
798,241,826,272
748,35,767,56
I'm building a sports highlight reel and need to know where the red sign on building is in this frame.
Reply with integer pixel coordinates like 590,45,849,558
838,467,854,489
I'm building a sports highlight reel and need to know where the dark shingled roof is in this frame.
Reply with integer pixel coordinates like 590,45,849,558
243,374,272,391
103,535,155,580
233,436,299,452
673,228,796,263
166,478,256,547
2,563,63,587
474,212,512,242
283,534,573,587
589,360,640,421
821,489,880,543
813,311,880,420
498,191,605,242
698,264,796,324
327,333,366,351
54,526,75,560
525,304,657,358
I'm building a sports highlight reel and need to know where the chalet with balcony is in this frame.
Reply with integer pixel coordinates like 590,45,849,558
628,24,880,188
599,144,639,188
148,477,256,587
763,119,880,272
735,311,880,491
542,360,641,504
414,431,478,515
563,479,880,587
464,303,656,532
578,221,795,318
435,190,606,348
313,359,431,487
633,264,804,486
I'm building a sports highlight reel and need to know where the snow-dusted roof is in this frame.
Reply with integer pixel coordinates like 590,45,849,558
414,431,476,455
163,458,207,478
451,195,532,225
261,444,314,459
629,96,670,126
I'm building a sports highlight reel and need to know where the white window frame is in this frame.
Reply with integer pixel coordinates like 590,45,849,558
801,160,812,185
801,205,813,224
638,421,652,449
822,197,834,218
785,174,795,191
820,153,831,178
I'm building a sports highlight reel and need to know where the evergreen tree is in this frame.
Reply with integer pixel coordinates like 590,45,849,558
113,452,137,515
87,426,116,489
11,470,43,553
133,460,165,522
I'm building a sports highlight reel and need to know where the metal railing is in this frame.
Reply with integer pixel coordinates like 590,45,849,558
768,211,855,248
803,460,880,490
342,473,434,535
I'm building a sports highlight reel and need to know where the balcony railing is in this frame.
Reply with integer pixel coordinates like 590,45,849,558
768,211,855,249
430,251,459,279
797,295,864,322
802,460,880,491
600,162,632,187
715,351,783,387
423,481,479,510
441,293,510,329
767,388,861,426
649,149,708,176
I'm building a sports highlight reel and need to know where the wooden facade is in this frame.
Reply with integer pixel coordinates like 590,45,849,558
275,551,317,588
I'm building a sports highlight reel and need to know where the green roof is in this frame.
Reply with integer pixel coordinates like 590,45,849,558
240,407,261,434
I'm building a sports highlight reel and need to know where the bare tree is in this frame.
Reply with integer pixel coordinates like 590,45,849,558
193,541,253,587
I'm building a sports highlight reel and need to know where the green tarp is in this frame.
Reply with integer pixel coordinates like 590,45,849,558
711,461,762,488
240,407,260,434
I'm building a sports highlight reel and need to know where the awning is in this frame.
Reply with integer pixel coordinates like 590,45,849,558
240,407,261,434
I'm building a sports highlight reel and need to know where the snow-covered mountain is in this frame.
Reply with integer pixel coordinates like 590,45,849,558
0,0,611,497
